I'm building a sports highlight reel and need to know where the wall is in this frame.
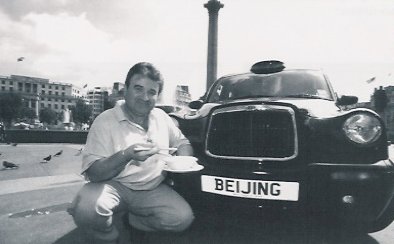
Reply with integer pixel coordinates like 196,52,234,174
4,130,88,144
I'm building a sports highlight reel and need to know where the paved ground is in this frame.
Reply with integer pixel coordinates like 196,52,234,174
0,144,86,244
0,143,393,244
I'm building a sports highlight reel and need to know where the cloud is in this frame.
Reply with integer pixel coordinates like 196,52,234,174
1,0,393,103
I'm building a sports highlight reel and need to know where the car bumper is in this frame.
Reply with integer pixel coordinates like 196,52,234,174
307,159,394,224
170,159,394,224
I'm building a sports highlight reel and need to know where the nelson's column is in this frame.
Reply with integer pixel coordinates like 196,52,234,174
204,0,224,91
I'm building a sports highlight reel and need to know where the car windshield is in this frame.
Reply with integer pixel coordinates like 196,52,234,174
207,70,334,103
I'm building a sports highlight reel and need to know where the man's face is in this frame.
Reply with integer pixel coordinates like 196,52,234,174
124,74,160,116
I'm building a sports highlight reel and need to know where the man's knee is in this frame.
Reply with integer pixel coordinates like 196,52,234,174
173,206,195,232
158,204,195,232
70,183,115,229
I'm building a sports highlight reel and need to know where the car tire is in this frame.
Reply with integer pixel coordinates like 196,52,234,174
367,195,394,233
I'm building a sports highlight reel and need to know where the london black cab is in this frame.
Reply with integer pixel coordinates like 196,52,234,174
169,61,394,233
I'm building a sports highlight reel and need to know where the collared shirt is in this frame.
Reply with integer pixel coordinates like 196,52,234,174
82,102,190,190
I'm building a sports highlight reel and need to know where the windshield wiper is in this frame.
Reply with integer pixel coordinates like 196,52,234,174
284,94,332,100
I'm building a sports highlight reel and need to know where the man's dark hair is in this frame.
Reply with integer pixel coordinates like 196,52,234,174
125,62,164,94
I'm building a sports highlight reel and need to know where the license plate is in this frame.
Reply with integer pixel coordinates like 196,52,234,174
201,175,299,201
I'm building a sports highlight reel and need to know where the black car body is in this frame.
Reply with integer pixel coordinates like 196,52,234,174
170,61,394,233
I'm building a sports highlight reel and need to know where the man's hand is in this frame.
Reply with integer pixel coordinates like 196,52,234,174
124,143,160,162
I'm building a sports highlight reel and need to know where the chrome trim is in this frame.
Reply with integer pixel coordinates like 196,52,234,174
253,171,270,175
205,104,298,161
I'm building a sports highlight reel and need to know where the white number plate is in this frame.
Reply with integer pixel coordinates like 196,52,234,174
201,175,299,201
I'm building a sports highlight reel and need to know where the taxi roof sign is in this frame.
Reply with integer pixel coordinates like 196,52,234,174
251,60,285,74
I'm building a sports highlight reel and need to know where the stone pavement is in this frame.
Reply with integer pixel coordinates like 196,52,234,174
0,143,88,244
0,143,215,244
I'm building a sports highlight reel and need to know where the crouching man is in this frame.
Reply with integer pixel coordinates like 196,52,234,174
70,62,194,244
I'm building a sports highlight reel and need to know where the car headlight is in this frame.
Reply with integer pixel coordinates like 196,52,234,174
342,113,382,144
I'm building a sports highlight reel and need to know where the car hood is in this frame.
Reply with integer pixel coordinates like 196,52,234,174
270,98,342,117
187,98,346,119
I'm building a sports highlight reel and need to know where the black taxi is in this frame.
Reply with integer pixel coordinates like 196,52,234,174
170,61,394,233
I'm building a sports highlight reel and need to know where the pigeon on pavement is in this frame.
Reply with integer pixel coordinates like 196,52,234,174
3,161,19,169
74,148,83,156
54,150,63,157
11,143,18,146
41,155,52,163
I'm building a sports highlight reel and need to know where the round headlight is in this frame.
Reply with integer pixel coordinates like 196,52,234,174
342,113,382,144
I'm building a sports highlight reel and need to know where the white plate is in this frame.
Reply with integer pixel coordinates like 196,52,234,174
162,156,198,163
163,164,204,173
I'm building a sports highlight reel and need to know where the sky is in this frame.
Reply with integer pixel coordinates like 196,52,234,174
0,0,393,102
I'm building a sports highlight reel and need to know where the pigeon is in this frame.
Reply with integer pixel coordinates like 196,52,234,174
74,148,83,156
11,143,18,146
54,150,63,157
41,155,52,163
3,161,19,169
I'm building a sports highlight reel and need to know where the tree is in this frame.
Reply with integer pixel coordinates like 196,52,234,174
373,88,389,112
70,99,92,123
0,93,23,125
39,107,57,125
20,107,36,121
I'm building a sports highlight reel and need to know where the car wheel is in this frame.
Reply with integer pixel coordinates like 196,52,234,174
367,196,394,233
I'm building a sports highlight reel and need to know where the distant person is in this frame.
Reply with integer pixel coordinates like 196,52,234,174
69,62,194,243
0,122,5,142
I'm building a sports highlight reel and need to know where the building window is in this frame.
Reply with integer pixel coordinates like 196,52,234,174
62,86,65,90
55,98,58,102
61,105,65,109
55,92,58,95
54,104,58,109
41,91,45,95
42,84,45,88
9,87,13,92
41,103,45,108
1,87,5,91
48,104,52,108
61,99,65,102
55,86,59,90
49,85,52,89
18,82,23,91
1,80,5,84
49,91,52,95
62,92,65,96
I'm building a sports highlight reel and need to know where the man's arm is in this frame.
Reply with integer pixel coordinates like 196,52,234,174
176,142,194,156
86,143,159,182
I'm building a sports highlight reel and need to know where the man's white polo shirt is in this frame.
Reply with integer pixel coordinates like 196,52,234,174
82,103,190,190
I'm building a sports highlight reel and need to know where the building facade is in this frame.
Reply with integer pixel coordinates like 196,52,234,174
1,73,194,121
174,85,192,107
0,75,86,117
108,82,125,104
87,87,110,118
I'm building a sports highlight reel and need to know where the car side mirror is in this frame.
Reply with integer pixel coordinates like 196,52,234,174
189,100,204,110
337,95,358,106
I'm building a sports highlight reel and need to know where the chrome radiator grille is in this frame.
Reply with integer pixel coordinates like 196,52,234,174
206,105,297,161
